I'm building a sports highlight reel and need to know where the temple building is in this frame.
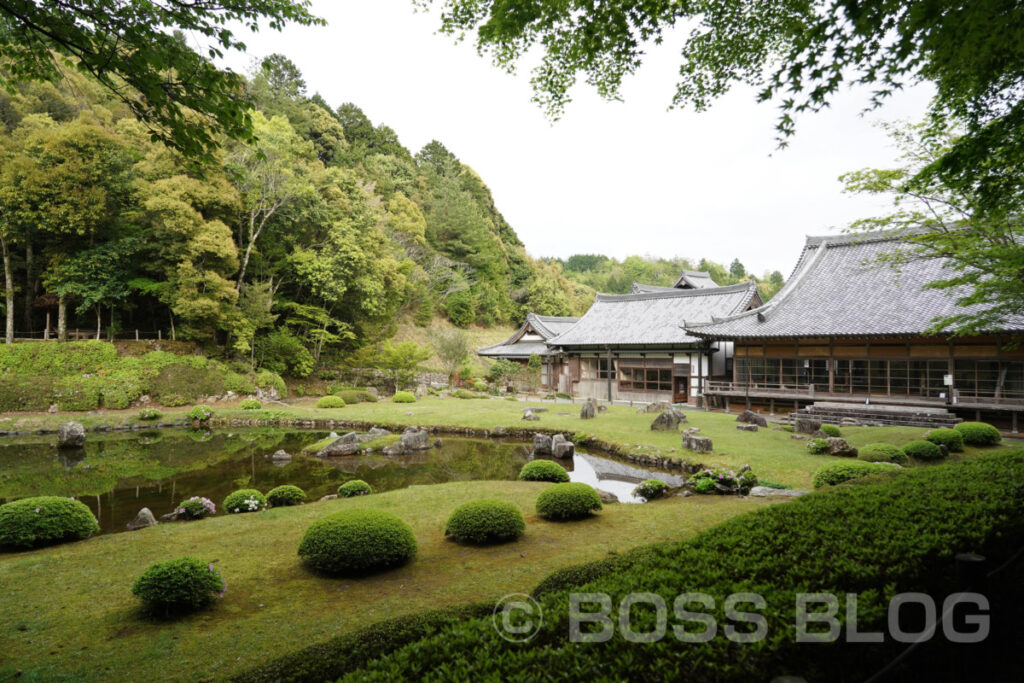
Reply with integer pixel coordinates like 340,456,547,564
476,313,579,388
686,232,1024,429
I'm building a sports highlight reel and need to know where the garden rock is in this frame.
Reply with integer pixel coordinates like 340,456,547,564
596,489,619,504
826,437,858,458
256,385,280,401
400,426,432,451
317,438,361,457
318,494,338,502
524,407,547,414
551,434,575,458
522,409,540,421
490,425,508,437
651,408,686,431
126,507,158,531
736,410,768,427
683,432,713,454
597,405,607,413
736,424,758,432
748,487,809,498
160,510,180,522
791,434,808,440
580,400,597,420
793,416,822,434
271,449,292,462
56,422,86,449
645,402,672,413
533,433,553,455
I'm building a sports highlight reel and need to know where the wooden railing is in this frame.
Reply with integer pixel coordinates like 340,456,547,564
704,381,1024,407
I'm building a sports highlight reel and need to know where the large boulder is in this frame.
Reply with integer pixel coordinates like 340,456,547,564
580,399,597,420
56,422,86,449
793,416,822,435
400,426,432,451
682,431,713,454
826,437,858,458
551,434,575,459
736,410,768,427
126,507,158,531
651,408,686,431
533,433,553,455
317,439,361,457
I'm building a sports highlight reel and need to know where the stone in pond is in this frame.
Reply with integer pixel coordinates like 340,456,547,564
126,508,158,531
271,449,292,462
400,426,432,451
532,433,552,455
56,422,86,449
317,438,361,457
551,434,575,458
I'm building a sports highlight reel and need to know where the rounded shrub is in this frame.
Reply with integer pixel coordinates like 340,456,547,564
297,509,417,575
338,480,373,497
176,496,216,520
857,443,908,464
903,439,945,462
138,408,162,421
806,438,830,455
536,482,603,521
954,421,1001,446
445,499,525,545
131,557,224,616
634,479,669,500
392,391,416,403
0,496,99,549
819,424,842,437
812,461,898,488
924,428,964,452
693,477,717,494
239,398,262,410
266,485,306,507
518,460,570,483
316,395,346,409
223,489,267,514
187,404,213,422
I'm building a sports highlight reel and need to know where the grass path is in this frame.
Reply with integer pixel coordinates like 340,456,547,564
0,482,769,681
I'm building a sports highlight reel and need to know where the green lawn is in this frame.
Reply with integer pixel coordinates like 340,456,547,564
0,482,768,681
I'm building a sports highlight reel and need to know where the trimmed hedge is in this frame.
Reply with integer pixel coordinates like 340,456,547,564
131,557,224,617
955,421,1001,446
297,509,417,576
634,479,669,499
340,452,1024,682
924,428,964,452
267,485,306,507
316,395,346,409
338,480,373,497
903,439,945,461
392,391,416,403
819,424,841,437
535,482,603,521
224,489,267,514
0,496,100,549
335,389,376,405
812,461,898,488
856,442,908,464
517,460,570,483
445,499,525,545
240,398,262,410
453,389,486,399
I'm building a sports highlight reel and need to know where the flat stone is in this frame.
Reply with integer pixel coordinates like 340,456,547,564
126,507,158,531
736,424,758,432
317,438,361,457
735,410,768,427
683,434,713,453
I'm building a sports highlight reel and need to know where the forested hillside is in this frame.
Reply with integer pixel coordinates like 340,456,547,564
0,53,592,376
557,254,786,300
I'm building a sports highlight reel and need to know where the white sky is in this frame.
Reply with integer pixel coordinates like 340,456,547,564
219,0,934,277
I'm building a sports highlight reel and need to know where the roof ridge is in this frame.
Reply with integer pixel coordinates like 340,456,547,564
596,281,755,303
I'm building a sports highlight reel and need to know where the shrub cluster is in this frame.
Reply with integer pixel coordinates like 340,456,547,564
444,499,525,544
634,479,669,499
188,404,213,422
806,438,830,455
338,452,1024,682
812,461,898,488
392,391,416,403
857,443,908,464
138,407,162,421
535,483,602,521
267,485,306,507
176,496,216,520
0,496,100,549
131,557,224,617
240,398,262,410
335,389,376,404
902,439,945,461
954,421,1001,446
317,395,347,409
453,389,486,399
298,509,418,575
224,489,268,514
689,467,758,495
339,480,373,497
924,428,964,452
518,460,570,483
819,424,841,437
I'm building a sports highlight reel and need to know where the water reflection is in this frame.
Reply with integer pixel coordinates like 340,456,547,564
565,454,685,503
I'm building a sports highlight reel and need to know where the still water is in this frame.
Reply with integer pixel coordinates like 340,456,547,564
0,428,682,534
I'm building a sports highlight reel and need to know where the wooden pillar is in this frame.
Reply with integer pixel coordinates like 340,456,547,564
135,329,139,341
43,311,50,340
770,397,775,415
605,346,613,403
1012,412,1018,434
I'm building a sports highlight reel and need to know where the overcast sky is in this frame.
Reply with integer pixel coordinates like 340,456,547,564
219,0,934,277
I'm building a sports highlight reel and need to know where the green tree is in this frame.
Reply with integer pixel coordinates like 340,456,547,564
729,259,746,279
374,341,431,391
0,2,323,161
487,358,521,388
433,328,470,384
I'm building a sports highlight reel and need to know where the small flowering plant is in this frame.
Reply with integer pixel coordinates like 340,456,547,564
689,466,758,495
223,489,267,514
176,496,216,520
138,408,163,421
187,404,214,423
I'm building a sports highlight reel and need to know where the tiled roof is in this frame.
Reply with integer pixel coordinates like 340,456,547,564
476,340,553,358
476,313,580,358
686,232,1024,339
673,270,717,289
548,282,759,347
630,282,679,294
527,314,579,339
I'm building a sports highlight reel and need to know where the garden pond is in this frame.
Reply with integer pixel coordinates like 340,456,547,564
0,428,683,534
